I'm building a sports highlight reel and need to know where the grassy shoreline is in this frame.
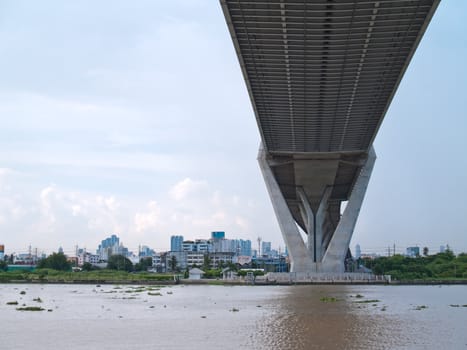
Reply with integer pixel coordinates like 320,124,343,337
1,269,467,286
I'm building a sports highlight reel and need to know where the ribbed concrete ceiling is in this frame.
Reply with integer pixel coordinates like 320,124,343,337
221,0,439,154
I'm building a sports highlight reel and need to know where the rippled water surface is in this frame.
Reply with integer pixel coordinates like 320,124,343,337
1,284,466,349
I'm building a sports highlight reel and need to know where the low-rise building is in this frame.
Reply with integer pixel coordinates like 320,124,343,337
187,252,204,267
209,252,235,268
188,268,204,280
77,252,101,266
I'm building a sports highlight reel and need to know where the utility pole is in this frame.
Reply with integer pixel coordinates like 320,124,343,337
393,243,396,256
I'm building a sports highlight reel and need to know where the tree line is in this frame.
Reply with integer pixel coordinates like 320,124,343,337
0,253,153,273
361,250,467,280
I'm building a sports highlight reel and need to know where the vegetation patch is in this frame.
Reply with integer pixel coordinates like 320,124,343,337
354,299,380,304
229,307,239,312
414,305,428,310
207,280,224,286
320,296,339,303
354,294,364,298
33,297,43,303
6,301,18,305
20,291,26,295
16,306,44,311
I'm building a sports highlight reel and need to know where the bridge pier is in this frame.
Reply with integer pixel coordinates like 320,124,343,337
258,145,376,273
258,146,314,272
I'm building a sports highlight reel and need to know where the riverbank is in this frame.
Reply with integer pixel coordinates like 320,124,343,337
2,269,467,286
2,277,467,286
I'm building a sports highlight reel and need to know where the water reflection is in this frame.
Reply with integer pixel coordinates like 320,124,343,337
253,285,399,350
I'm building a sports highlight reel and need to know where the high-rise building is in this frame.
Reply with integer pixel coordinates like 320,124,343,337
170,235,184,252
182,239,211,253
235,239,252,256
261,241,272,257
97,234,124,260
0,244,4,260
211,231,225,240
139,245,155,257
355,244,361,259
406,246,420,257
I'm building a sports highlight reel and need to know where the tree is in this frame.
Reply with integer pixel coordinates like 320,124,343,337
202,254,211,270
423,247,429,256
37,252,71,271
107,254,133,272
169,255,178,272
135,257,153,272
81,262,96,271
0,260,8,271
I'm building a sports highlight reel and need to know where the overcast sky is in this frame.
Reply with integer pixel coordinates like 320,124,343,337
0,1,465,256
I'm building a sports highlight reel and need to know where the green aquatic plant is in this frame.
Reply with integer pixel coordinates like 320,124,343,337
6,301,18,305
16,306,44,311
320,296,339,303
414,305,428,310
354,299,380,304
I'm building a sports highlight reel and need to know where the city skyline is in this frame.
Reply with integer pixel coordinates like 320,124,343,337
0,1,466,255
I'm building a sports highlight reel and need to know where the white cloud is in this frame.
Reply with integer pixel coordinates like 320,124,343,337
134,201,161,233
169,178,209,201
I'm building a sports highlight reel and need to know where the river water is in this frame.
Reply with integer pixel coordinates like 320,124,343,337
1,283,466,349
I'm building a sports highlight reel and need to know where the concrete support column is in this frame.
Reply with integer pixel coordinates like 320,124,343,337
315,187,332,262
258,145,312,272
296,186,331,263
322,147,377,272
296,187,315,260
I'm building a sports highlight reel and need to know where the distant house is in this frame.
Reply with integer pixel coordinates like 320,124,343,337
222,267,237,280
188,268,205,280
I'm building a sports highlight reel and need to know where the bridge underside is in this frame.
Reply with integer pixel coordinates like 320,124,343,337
221,0,439,272
259,145,375,272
